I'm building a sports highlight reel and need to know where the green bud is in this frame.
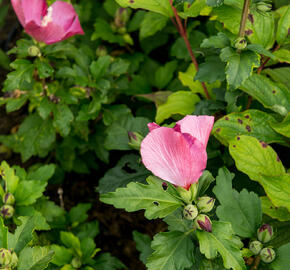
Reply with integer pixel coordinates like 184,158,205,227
197,196,215,213
183,204,198,220
189,183,198,202
96,46,108,57
123,34,133,45
114,8,130,28
177,187,193,204
234,37,247,50
9,251,18,269
71,257,82,268
257,224,273,243
27,46,40,57
128,132,144,150
194,214,212,232
257,2,272,12
3,193,15,205
249,240,263,255
0,249,12,267
260,247,276,263
0,205,14,219
110,22,117,32
117,27,127,34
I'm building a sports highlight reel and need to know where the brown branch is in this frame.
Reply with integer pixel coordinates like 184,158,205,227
257,44,280,74
168,0,211,99
239,0,251,38
250,256,261,270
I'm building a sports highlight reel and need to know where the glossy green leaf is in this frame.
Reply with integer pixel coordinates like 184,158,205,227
241,74,290,116
50,245,72,266
276,7,290,45
133,231,153,264
263,67,290,89
155,91,200,124
179,0,211,18
27,164,55,182
270,112,290,138
60,231,82,257
213,167,262,238
213,110,289,146
146,231,194,270
271,243,290,270
261,196,290,222
196,221,246,270
140,12,168,39
100,176,183,219
274,49,290,63
0,161,19,193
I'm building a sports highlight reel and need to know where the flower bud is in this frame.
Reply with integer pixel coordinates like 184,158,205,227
234,37,247,50
177,187,193,204
0,249,12,267
123,33,133,45
9,251,18,268
260,247,276,263
257,2,272,12
128,132,144,150
197,196,215,213
0,205,14,219
183,204,198,220
257,224,273,243
71,257,82,268
194,214,212,232
27,45,40,57
249,240,263,255
96,46,108,57
114,8,130,28
3,193,15,205
189,183,198,202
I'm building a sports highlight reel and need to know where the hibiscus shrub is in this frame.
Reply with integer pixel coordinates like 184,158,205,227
0,0,289,269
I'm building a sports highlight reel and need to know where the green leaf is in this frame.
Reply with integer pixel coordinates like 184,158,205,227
196,221,246,270
155,91,200,124
0,218,8,249
146,231,194,270
261,196,290,222
273,49,290,63
99,154,149,193
154,60,177,89
263,67,290,89
60,232,82,257
94,253,125,270
100,176,183,219
18,246,54,270
0,161,19,193
51,245,72,266
213,167,262,238
53,104,74,137
6,96,28,113
0,49,10,70
213,110,289,146
276,6,290,45
201,32,230,49
27,164,55,182
35,58,54,79
179,0,211,18
196,170,215,198
220,47,260,89
133,231,153,264
90,55,111,81
229,135,286,182
271,243,290,270
114,0,173,17
270,112,290,138
247,44,277,60
164,209,192,232
68,203,91,226
140,12,168,39
241,74,290,116
109,58,130,76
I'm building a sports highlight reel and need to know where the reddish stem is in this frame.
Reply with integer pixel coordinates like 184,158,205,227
257,44,280,74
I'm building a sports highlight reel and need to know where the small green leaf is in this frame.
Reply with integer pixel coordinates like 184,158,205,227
179,0,211,18
196,221,246,270
27,164,55,182
154,60,177,89
133,231,153,264
0,218,8,249
53,104,74,137
276,7,290,45
164,209,192,232
60,231,82,257
100,176,183,219
68,203,91,226
140,12,168,39
94,253,125,270
155,91,200,124
261,196,290,222
146,231,195,270
51,245,72,266
263,67,290,89
90,55,111,81
201,32,230,49
273,49,290,63
0,161,19,193
270,112,290,138
35,58,54,79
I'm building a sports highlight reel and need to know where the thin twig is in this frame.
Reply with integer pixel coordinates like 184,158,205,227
250,256,261,270
58,187,65,209
239,0,251,38
257,44,280,74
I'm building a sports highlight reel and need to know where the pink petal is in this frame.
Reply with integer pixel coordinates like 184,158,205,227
22,0,47,26
148,123,160,132
140,127,207,189
11,0,25,26
176,115,214,147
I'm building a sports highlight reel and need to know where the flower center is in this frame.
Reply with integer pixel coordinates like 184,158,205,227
41,7,53,27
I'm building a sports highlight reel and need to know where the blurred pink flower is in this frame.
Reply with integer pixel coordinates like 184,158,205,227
141,115,214,189
11,0,84,44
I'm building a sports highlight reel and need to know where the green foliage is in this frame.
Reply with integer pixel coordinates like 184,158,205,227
133,231,153,264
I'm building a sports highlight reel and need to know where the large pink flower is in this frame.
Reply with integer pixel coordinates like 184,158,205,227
141,115,214,189
11,0,84,44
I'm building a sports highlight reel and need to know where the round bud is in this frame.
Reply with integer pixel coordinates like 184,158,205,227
0,249,12,267
3,193,15,206
260,247,276,263
10,251,18,268
194,214,212,232
27,46,40,57
0,205,15,219
177,187,193,204
234,37,247,50
71,257,82,268
257,224,273,243
117,27,127,34
128,132,144,150
197,196,215,213
114,8,130,28
249,240,263,255
96,46,108,57
123,34,133,45
183,204,198,220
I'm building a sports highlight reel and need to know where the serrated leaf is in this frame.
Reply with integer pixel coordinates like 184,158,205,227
53,104,74,137
60,231,82,257
196,221,246,270
276,7,290,45
50,245,72,266
241,74,290,116
220,47,260,89
156,91,200,124
163,209,192,232
94,253,125,270
100,176,183,219
271,243,290,270
0,161,19,193
213,110,289,146
27,164,55,182
154,60,177,89
68,203,91,226
140,12,168,39
261,196,290,222
270,112,290,138
179,0,211,18
213,167,262,237
18,246,54,270
35,58,54,79
201,32,230,49
146,231,194,270
133,231,153,264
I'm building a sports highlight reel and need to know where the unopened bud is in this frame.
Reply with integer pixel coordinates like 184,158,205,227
234,37,247,50
128,132,143,150
257,224,273,243
71,257,82,268
0,205,14,219
10,251,18,268
257,2,272,12
96,46,108,57
183,204,198,220
28,46,40,57
260,247,276,263
194,214,212,232
177,187,193,204
114,8,130,28
117,27,127,34
189,183,198,202
0,249,12,267
123,34,133,45
197,196,215,213
249,240,263,255
3,193,15,205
